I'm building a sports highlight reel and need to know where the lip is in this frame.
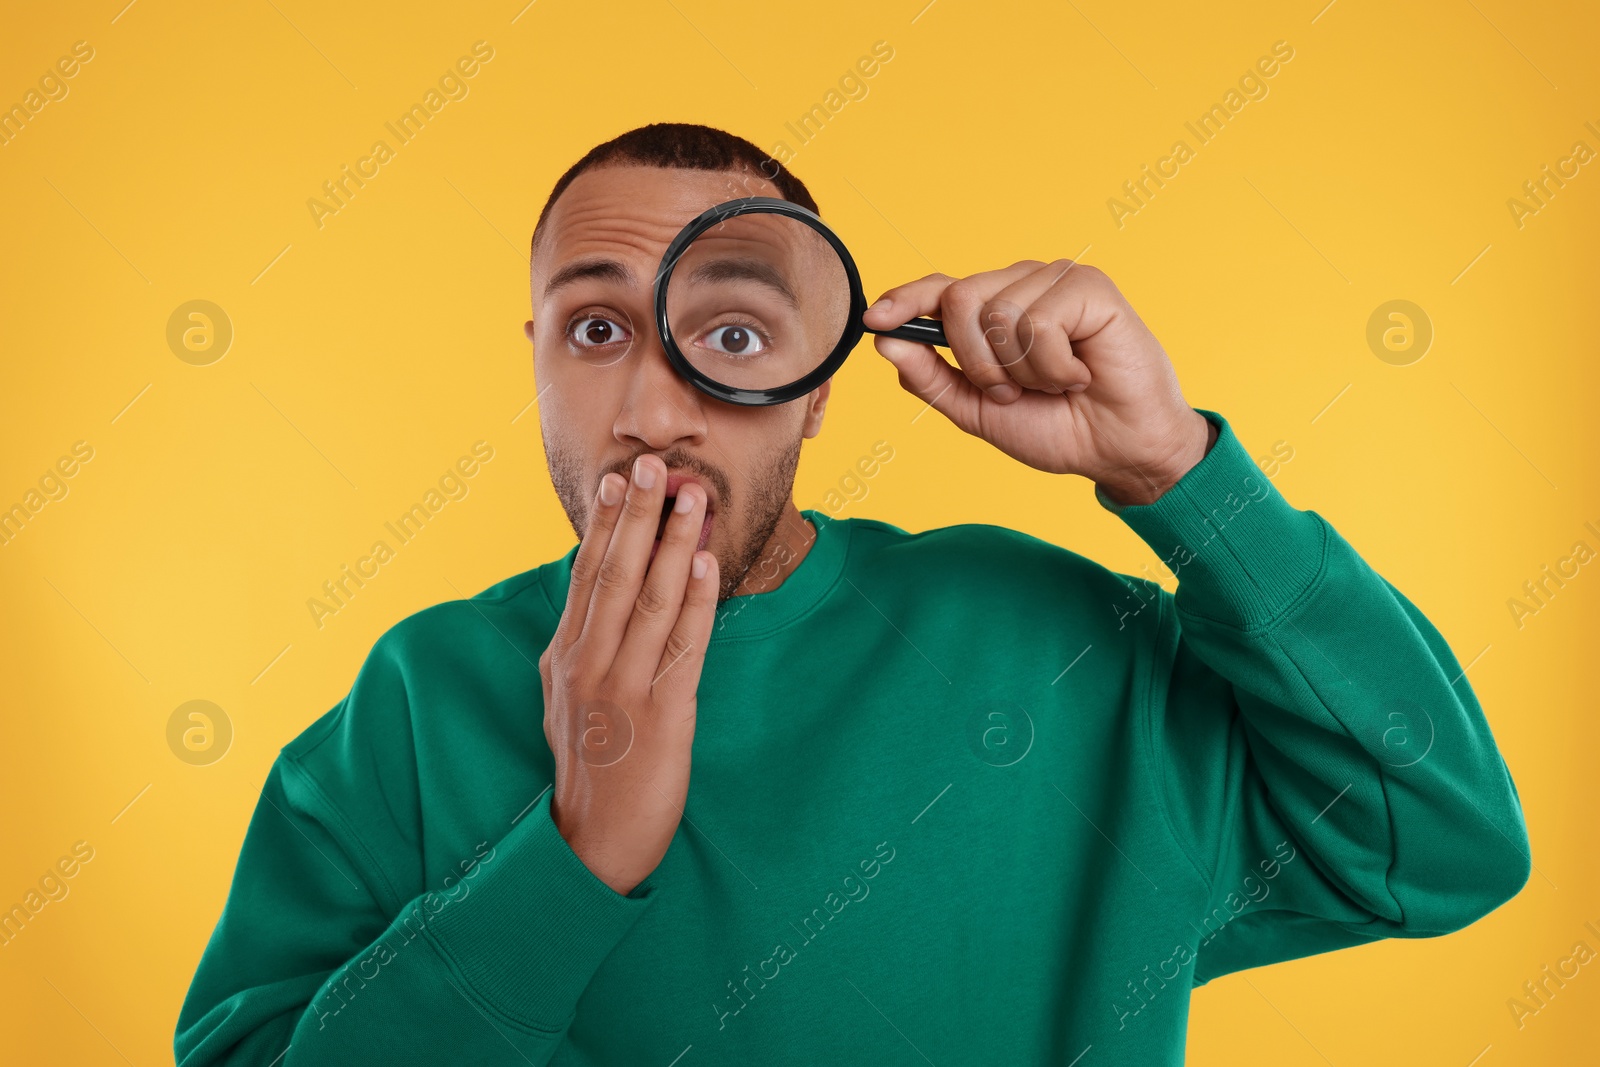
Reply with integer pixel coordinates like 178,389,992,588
649,473,715,564
663,473,715,513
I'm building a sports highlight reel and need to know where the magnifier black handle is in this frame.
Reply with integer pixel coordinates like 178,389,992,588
870,317,948,348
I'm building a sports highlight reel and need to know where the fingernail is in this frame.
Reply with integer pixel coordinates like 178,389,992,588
869,298,892,314
1067,382,1088,393
987,383,1019,402
674,488,694,513
633,455,656,489
692,554,708,580
600,474,622,506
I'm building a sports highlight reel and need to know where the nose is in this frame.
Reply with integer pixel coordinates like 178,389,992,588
613,326,709,453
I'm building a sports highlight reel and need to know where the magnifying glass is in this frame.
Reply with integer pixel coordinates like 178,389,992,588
654,196,950,407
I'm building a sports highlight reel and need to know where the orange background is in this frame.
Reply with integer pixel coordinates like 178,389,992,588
1,1,1596,1063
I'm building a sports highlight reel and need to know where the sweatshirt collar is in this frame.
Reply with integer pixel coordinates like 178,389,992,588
541,508,851,642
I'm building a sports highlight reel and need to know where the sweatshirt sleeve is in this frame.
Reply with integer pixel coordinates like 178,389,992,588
175,667,656,1063
1098,408,1532,983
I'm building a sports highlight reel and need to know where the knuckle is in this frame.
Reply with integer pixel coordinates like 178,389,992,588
981,300,1028,363
943,279,980,315
550,615,577,652
1025,311,1059,339
633,579,670,620
594,553,632,598
661,628,698,671
984,296,1025,325
569,551,599,589
561,641,602,690
624,483,657,520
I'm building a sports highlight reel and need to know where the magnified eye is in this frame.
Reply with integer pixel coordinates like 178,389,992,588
702,323,767,356
570,315,631,348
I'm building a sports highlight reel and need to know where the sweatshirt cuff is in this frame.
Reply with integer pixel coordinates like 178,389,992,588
1094,408,1327,630
423,787,656,1031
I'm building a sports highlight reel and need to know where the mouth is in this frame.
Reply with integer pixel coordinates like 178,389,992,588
650,473,715,563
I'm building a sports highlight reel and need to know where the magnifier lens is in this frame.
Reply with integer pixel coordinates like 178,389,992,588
663,211,852,396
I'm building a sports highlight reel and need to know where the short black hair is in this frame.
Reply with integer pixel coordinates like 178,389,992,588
529,122,819,259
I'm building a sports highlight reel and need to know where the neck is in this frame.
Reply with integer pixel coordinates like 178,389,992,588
731,503,817,597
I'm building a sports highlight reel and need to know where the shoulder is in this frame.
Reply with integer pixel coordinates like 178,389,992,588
280,561,558,766
839,514,1154,605
378,565,552,659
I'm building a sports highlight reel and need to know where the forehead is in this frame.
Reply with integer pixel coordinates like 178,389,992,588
532,164,783,291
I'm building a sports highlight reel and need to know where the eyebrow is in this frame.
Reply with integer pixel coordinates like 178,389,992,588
685,257,799,310
542,252,801,312
543,256,636,298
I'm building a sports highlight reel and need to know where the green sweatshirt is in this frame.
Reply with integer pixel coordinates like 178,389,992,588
176,408,1530,1066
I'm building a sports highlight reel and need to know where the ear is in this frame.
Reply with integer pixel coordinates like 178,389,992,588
524,319,536,342
801,379,830,439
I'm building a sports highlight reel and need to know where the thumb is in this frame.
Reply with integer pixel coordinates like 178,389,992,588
873,333,981,433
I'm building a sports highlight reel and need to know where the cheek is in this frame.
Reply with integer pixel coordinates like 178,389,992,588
540,377,620,452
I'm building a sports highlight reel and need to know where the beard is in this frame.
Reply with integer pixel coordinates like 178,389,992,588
543,427,802,605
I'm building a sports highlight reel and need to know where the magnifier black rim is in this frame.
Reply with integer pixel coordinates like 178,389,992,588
654,196,867,407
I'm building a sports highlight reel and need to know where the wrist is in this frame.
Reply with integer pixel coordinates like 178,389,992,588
559,820,640,896
1095,410,1217,507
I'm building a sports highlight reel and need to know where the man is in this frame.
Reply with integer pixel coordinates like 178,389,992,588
176,123,1530,1065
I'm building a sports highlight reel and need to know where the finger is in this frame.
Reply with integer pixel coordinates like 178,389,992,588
614,482,708,691
935,262,1044,401
872,331,987,437
982,260,1092,395
651,547,720,715
1011,263,1120,394
582,453,667,664
865,270,983,429
558,471,626,646
865,264,1037,401
862,271,957,332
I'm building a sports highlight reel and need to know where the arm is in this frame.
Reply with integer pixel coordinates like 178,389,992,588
175,648,656,1064
836,252,1529,971
177,444,723,1064
1102,408,1531,979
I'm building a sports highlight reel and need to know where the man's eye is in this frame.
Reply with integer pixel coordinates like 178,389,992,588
570,316,630,348
701,324,766,356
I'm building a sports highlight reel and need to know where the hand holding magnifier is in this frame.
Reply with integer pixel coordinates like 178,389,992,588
655,197,949,407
